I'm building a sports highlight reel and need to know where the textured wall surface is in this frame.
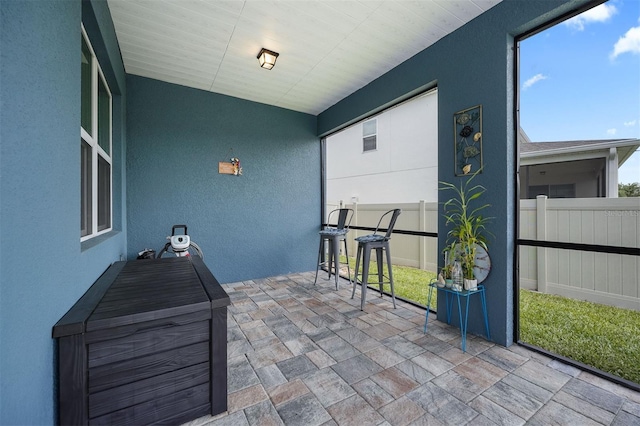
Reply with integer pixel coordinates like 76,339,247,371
0,0,588,423
126,76,320,283
318,0,590,347
0,1,127,424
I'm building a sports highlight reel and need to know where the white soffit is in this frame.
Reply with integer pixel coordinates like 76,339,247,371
107,0,502,115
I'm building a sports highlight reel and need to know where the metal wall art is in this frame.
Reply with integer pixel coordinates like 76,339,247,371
453,105,483,176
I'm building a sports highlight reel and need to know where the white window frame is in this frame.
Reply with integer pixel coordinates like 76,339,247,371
81,25,112,241
363,119,377,152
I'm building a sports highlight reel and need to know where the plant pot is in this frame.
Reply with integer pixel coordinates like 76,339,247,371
464,278,478,290
445,279,453,288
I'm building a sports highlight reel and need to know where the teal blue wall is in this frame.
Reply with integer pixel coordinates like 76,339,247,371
126,76,320,283
0,0,588,423
0,0,127,424
318,0,589,347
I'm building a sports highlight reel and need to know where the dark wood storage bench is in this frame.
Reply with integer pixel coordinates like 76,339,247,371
53,257,230,425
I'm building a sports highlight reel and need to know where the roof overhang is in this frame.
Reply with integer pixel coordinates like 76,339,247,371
520,139,640,167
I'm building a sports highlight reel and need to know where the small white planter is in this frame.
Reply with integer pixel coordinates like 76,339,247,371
464,278,478,290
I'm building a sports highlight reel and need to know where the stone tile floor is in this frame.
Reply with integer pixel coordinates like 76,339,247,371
184,272,640,426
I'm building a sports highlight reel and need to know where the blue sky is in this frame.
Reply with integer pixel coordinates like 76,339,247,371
520,0,640,184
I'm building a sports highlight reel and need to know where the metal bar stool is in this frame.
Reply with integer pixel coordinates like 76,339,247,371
351,209,401,310
314,208,354,290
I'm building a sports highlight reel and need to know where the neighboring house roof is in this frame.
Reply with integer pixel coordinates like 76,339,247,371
519,133,640,167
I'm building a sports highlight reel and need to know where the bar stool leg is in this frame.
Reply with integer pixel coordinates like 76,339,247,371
343,237,351,285
327,237,333,281
314,236,324,285
385,243,396,308
352,243,362,300
331,235,340,290
375,247,384,297
360,244,371,310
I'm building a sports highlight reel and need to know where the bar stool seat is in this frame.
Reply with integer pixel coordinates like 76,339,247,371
351,209,401,310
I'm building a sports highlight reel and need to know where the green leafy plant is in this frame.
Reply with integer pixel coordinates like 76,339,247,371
440,241,456,279
440,170,493,279
441,263,453,279
618,182,640,197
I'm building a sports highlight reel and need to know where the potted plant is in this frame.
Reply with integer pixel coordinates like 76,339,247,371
438,241,456,288
440,169,493,290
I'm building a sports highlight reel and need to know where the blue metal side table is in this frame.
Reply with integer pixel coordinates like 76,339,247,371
424,281,490,352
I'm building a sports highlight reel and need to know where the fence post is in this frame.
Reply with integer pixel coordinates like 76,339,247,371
351,202,358,259
536,195,547,293
419,200,426,270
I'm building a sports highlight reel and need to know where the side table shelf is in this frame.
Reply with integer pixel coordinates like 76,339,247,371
424,282,490,352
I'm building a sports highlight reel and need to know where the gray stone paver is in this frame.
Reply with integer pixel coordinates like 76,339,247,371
500,373,553,405
553,390,615,425
330,353,383,385
255,364,288,390
183,272,640,426
482,379,544,420
244,400,284,426
352,378,395,409
326,394,384,426
370,366,420,399
302,367,355,407
378,396,426,426
432,369,486,403
228,355,261,393
382,335,426,359
406,382,478,425
563,377,625,414
477,344,528,372
276,393,331,426
622,399,640,417
612,410,640,425
526,400,601,426
513,359,572,393
468,395,525,426
394,359,434,385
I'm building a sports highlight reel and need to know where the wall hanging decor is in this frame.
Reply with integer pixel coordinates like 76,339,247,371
453,104,483,176
218,149,242,176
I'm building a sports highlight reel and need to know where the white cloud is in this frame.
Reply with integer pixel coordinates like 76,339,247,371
607,128,617,135
624,119,638,127
610,25,640,59
564,3,618,31
523,73,548,90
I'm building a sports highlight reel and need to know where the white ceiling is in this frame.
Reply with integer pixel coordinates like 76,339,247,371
107,0,502,115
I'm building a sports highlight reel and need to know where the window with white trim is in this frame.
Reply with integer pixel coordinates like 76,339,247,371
81,26,112,240
362,119,377,152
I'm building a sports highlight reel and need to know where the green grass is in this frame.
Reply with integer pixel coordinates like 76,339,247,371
338,256,437,311
335,256,640,383
519,289,640,384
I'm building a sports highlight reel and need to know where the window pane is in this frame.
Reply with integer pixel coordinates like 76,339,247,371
528,185,548,199
97,76,110,155
81,140,92,236
97,156,111,232
549,184,575,198
363,119,376,137
363,135,377,152
81,36,92,134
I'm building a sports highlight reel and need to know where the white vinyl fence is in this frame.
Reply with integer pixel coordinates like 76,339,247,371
327,202,439,273
327,197,640,311
520,196,639,311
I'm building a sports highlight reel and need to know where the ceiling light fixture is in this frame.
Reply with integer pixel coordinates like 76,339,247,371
257,48,279,70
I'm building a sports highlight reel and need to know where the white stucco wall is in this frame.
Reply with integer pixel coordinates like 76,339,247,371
326,89,438,205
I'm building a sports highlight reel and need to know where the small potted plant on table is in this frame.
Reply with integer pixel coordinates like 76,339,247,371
437,242,456,288
440,170,492,290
